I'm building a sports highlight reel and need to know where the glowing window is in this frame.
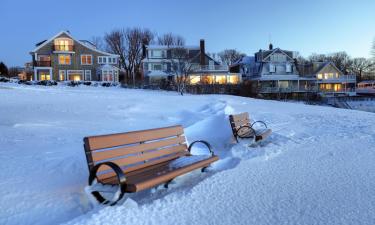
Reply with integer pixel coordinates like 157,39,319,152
227,75,240,84
215,75,226,84
317,74,323,79
59,54,71,65
81,55,92,65
190,76,201,84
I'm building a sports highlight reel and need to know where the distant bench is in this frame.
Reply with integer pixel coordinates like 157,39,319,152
229,112,272,143
83,125,219,205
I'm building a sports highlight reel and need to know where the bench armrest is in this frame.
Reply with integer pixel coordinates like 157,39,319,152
88,162,127,206
251,121,268,129
188,140,215,156
236,125,256,138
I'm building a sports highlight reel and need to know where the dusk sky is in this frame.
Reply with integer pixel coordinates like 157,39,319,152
1,0,374,66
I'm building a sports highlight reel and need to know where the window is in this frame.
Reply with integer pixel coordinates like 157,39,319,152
286,64,292,73
112,57,117,64
59,70,66,81
215,75,226,84
81,55,92,65
269,64,276,73
85,70,91,81
151,50,165,58
190,76,201,84
39,71,50,80
317,73,323,79
58,54,71,65
152,64,162,71
54,38,73,51
67,70,83,81
227,75,239,84
102,70,113,81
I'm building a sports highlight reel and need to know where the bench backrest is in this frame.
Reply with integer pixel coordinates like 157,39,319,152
84,125,188,180
229,112,251,136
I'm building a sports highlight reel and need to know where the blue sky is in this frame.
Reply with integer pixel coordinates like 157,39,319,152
1,0,374,66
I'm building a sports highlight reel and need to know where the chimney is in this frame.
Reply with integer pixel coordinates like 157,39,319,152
200,39,206,65
269,43,273,50
142,43,147,59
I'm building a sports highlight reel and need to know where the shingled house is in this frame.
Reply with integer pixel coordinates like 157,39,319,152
30,31,120,82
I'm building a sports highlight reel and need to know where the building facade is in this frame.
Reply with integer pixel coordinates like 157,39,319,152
142,40,241,86
231,44,356,97
30,31,120,82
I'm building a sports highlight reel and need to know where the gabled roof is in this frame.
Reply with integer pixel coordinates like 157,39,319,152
314,61,343,75
262,48,294,61
31,31,119,57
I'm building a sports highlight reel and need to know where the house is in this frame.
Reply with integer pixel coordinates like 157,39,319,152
230,44,316,96
298,62,356,96
142,39,241,86
30,31,120,82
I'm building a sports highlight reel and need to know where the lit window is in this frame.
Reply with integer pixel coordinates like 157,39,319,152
59,70,66,81
81,55,92,65
39,71,51,80
317,74,323,79
67,70,83,81
227,75,239,84
190,76,201,84
59,54,71,65
215,75,226,84
201,75,214,84
54,38,73,51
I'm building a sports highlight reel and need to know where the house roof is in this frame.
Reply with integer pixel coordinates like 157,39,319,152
147,45,200,50
31,31,119,57
262,48,295,61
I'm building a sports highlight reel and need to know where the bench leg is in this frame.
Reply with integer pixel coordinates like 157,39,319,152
201,166,208,172
164,179,173,188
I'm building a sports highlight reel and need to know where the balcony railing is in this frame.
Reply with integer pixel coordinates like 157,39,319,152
317,75,356,82
259,86,318,93
192,65,229,71
54,45,74,51
35,61,51,67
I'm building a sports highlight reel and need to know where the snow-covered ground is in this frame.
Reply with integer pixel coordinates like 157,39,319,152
347,99,375,113
1,83,375,225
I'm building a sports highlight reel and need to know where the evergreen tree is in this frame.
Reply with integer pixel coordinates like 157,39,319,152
0,62,8,76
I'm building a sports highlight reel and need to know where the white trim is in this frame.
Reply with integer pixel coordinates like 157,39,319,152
34,67,53,81
84,70,92,81
67,70,84,81
263,48,294,61
81,54,93,65
58,70,66,81
31,31,119,57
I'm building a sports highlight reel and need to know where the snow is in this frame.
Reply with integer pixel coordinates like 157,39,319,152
0,83,375,225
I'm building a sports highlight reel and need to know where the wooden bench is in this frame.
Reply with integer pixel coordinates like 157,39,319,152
229,112,272,143
83,125,219,206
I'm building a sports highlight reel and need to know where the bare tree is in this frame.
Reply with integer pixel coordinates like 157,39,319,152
157,33,185,47
372,37,375,59
350,58,375,81
105,28,154,86
91,36,105,51
308,52,352,74
105,29,127,71
218,49,245,66
168,47,194,95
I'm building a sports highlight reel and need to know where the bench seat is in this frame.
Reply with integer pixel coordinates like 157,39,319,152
101,154,218,192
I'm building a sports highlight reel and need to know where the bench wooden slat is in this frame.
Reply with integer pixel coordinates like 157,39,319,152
97,151,188,180
96,144,187,172
85,125,184,151
230,112,250,123
91,136,186,162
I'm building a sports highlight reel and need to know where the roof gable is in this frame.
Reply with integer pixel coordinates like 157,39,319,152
315,62,343,75
263,48,294,61
31,31,118,56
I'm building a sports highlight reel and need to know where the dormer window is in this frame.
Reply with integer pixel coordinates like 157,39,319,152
286,64,292,73
54,38,73,51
